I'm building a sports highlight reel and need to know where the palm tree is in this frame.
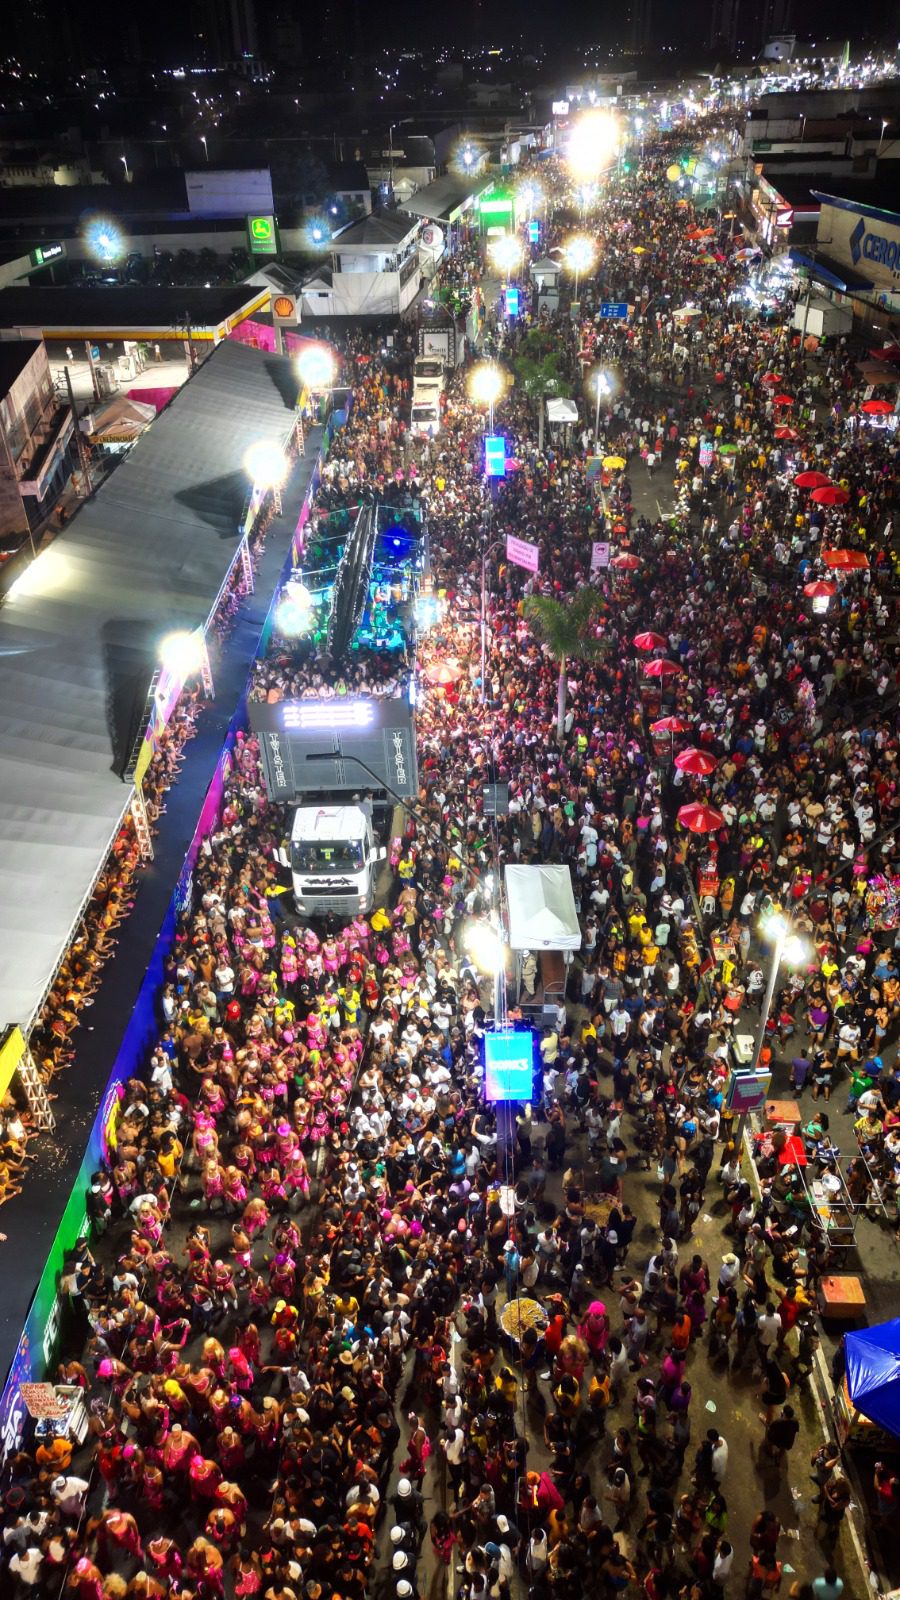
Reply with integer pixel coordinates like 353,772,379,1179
523,587,607,743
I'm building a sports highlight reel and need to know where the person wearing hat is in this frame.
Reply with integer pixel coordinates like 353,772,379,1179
392,1479,424,1527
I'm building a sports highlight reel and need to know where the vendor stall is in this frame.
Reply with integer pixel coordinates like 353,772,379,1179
838,1320,900,1448
504,865,581,1021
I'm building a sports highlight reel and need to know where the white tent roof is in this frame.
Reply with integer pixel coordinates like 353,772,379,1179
545,397,579,423
504,865,581,951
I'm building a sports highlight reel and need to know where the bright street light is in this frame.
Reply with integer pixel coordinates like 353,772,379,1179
591,369,612,445
244,439,288,489
563,235,597,300
120,154,130,181
469,362,505,431
86,216,124,262
465,921,504,976
745,909,810,1085
566,109,620,180
488,233,523,276
297,345,336,391
200,135,208,161
159,630,206,677
244,439,288,513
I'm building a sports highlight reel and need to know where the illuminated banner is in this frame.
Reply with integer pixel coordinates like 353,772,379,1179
485,435,506,477
248,696,418,799
506,534,540,573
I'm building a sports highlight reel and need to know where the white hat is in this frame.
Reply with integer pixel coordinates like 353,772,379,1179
397,1478,412,1498
392,1552,409,1572
390,1528,405,1546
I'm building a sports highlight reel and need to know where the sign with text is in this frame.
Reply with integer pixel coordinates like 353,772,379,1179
483,783,510,818
600,301,629,319
585,455,603,481
528,219,540,243
726,1069,772,1115
248,696,418,800
485,435,507,478
506,534,540,573
19,1382,68,1420
30,242,64,267
246,212,278,256
505,285,520,316
591,541,610,570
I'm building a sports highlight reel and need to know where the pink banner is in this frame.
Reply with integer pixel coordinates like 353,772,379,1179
506,534,540,573
126,386,178,414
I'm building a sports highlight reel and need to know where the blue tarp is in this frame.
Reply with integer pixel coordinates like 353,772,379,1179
845,1319,900,1437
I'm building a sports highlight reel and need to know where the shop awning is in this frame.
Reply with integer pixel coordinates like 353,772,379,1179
504,865,582,951
789,249,874,294
404,175,486,225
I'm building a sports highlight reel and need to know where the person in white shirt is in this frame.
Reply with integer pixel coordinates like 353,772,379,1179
46,1477,84,1532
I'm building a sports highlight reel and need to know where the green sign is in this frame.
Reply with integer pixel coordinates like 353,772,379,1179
30,242,64,267
246,213,278,256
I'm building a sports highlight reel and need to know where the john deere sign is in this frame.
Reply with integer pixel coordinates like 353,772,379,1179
246,213,279,257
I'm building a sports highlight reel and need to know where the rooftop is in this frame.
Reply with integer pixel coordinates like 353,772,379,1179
0,338,299,1031
331,210,420,249
0,284,266,335
0,338,42,395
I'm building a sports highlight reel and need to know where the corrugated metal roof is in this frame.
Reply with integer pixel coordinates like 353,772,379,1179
0,339,298,1030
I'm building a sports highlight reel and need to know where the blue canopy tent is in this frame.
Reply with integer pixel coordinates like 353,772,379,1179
845,1319,900,1437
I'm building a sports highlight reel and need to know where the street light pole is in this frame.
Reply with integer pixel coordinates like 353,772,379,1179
481,536,503,703
748,917,787,1076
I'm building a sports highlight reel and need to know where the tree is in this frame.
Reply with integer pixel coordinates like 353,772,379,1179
511,328,573,451
523,587,607,743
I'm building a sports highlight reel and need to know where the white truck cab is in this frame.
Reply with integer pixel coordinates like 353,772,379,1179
278,804,386,917
411,356,445,438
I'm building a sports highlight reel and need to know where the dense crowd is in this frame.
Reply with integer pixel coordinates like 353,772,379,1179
4,138,900,1600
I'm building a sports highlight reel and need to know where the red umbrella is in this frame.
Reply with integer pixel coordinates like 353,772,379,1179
644,657,683,678
862,398,894,415
794,470,832,488
822,548,868,570
633,630,668,651
775,426,799,441
869,345,900,364
774,393,794,406
761,373,782,386
677,802,725,835
811,485,849,506
651,716,691,734
674,747,718,776
610,552,641,569
803,580,837,599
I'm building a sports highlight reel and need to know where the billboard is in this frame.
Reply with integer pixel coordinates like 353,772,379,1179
186,168,274,218
484,1028,535,1103
248,696,418,800
485,435,506,477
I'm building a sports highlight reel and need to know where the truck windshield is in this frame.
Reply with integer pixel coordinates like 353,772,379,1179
291,840,365,874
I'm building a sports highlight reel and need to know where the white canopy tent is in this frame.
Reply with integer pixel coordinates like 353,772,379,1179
504,865,581,951
545,397,580,425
